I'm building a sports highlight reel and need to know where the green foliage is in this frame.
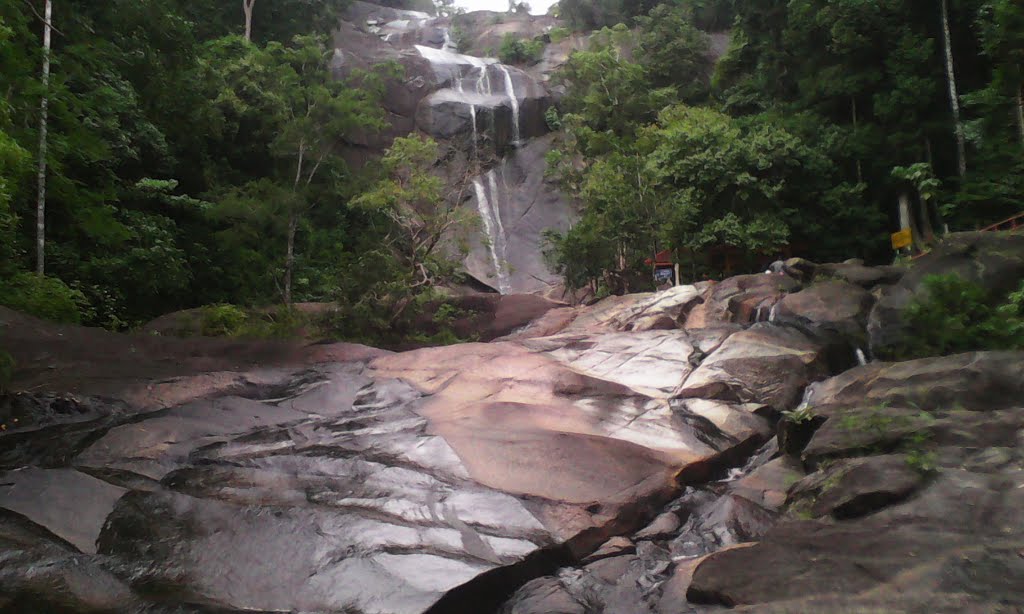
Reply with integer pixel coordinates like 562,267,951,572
894,274,1024,359
498,34,545,66
0,273,88,324
782,404,817,424
636,4,712,102
0,2,397,330
200,304,250,336
195,304,316,339
349,136,474,331
548,27,570,43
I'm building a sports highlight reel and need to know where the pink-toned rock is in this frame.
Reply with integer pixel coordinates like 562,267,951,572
685,274,800,329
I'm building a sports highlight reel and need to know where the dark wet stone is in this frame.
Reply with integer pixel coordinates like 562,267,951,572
788,454,924,519
497,577,584,614
0,509,140,612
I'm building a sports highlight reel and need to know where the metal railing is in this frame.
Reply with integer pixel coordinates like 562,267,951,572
980,212,1024,233
907,211,1023,260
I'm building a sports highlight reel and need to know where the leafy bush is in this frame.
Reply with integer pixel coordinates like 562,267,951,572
498,34,545,65
199,304,249,336
895,274,1024,359
0,273,88,324
238,306,312,339
548,26,570,43
544,106,562,131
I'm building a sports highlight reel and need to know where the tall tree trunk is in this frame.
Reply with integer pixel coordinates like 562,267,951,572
284,143,305,306
35,0,52,276
243,0,256,42
940,0,967,177
852,97,863,183
284,208,296,306
1016,82,1024,146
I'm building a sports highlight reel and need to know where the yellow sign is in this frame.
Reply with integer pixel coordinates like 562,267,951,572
891,228,912,250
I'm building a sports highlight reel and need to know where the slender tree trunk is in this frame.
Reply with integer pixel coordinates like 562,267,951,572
284,209,297,306
918,195,936,244
284,143,305,306
243,0,256,42
1016,82,1024,146
35,0,52,277
852,97,863,183
939,0,967,177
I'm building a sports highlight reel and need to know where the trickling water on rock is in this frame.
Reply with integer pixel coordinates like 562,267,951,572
498,64,521,145
473,172,511,294
414,45,542,154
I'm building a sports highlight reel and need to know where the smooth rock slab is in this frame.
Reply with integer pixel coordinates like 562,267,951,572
0,467,127,553
527,330,733,398
676,324,830,411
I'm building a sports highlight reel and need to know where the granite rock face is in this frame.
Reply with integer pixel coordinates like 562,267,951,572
1,295,791,612
6,260,1024,613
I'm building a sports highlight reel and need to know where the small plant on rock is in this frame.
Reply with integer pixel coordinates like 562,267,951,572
782,404,816,424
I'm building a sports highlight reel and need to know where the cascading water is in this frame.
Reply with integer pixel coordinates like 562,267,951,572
441,27,457,53
411,34,545,294
473,174,511,294
497,65,521,145
415,44,523,150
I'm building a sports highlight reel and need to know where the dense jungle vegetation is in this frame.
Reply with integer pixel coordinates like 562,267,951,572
0,0,1021,334
545,0,1024,289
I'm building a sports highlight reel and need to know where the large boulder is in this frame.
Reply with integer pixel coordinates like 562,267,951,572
675,324,833,411
868,232,1024,358
526,328,736,398
803,351,1024,412
787,454,924,519
685,350,1024,612
772,281,875,347
684,274,800,328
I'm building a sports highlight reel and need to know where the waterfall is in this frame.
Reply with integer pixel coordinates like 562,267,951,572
473,174,511,294
488,169,509,278
796,384,816,411
855,348,868,366
497,65,521,145
454,76,478,145
414,45,522,149
768,303,780,323
442,28,457,53
476,64,492,95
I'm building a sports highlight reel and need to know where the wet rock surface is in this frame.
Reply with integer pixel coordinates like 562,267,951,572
5,238,1024,612
1,289,794,612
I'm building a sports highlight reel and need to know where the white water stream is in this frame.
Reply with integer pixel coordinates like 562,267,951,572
473,172,512,293
414,44,524,149
497,64,521,145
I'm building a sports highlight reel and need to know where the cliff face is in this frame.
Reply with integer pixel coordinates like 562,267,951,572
333,2,575,295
